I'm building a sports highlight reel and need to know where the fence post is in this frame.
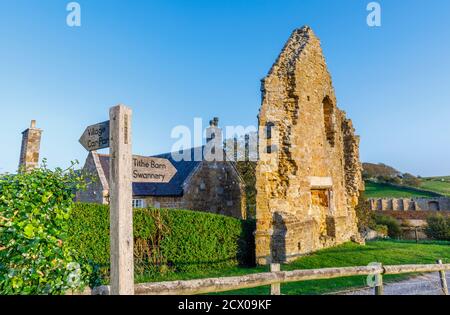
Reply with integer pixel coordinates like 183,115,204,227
374,263,384,295
437,260,448,295
270,263,281,295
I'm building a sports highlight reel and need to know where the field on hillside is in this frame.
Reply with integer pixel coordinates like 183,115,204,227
136,240,450,295
419,177,450,196
364,181,439,198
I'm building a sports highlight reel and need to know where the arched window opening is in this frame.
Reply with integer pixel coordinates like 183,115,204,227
265,122,276,154
266,122,275,139
323,97,335,147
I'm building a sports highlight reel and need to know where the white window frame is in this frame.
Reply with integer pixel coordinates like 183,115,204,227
132,199,145,208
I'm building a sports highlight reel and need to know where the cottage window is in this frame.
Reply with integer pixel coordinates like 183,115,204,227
132,199,145,208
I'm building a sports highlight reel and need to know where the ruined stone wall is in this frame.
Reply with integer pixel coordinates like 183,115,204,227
255,26,362,264
369,198,450,212
182,161,246,219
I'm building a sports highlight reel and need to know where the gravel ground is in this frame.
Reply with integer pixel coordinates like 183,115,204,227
334,273,449,295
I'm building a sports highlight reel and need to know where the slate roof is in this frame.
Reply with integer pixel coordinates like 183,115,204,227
97,147,204,197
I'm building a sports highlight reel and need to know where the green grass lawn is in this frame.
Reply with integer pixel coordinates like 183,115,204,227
364,181,439,198
136,240,450,295
419,177,450,196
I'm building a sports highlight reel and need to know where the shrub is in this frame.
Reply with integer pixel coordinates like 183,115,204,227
0,162,90,294
355,194,373,232
68,204,255,284
373,224,388,237
372,214,402,239
402,173,422,187
425,215,450,241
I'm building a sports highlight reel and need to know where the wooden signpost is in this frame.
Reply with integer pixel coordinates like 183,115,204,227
79,105,134,295
79,105,177,295
108,105,134,295
79,121,110,151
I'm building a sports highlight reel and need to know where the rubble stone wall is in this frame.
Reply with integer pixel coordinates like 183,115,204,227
255,26,363,264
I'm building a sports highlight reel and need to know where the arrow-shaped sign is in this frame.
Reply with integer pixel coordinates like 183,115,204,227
132,155,177,183
79,121,110,151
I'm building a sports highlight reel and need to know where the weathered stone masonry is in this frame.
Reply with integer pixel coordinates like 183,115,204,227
255,26,363,264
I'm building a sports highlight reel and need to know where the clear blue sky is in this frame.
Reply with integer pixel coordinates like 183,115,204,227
1,0,449,176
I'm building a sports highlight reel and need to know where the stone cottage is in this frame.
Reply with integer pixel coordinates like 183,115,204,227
255,26,364,264
76,119,247,219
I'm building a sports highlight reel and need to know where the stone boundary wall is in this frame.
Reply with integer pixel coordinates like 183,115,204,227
369,198,450,212
373,210,450,220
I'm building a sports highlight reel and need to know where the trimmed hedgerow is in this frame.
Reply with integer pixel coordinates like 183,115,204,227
68,203,255,284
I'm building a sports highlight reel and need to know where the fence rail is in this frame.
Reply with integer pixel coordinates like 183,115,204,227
91,260,449,296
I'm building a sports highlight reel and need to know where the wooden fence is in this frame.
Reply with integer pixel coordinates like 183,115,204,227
91,260,449,296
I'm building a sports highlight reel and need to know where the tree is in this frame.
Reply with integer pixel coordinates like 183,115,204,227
402,173,422,187
224,133,258,219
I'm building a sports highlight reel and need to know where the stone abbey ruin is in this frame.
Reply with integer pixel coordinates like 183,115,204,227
255,26,364,264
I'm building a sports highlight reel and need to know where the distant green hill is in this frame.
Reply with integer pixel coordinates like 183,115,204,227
419,177,450,196
363,181,440,199
362,161,450,198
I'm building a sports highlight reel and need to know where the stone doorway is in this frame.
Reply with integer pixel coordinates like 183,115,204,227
311,189,336,237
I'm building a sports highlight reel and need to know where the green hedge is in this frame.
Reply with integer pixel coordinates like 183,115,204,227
68,203,255,284
425,214,450,241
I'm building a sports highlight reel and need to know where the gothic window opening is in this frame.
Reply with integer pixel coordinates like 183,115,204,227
265,122,276,154
323,97,335,147
266,122,275,139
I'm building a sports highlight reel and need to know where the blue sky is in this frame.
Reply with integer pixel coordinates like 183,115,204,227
0,0,449,176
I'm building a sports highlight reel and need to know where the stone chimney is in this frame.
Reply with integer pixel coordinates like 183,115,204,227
19,120,43,171
205,117,223,160
206,117,222,145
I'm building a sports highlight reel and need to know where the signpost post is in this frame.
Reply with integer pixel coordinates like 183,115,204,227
109,105,134,295
79,105,177,295
79,104,134,295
